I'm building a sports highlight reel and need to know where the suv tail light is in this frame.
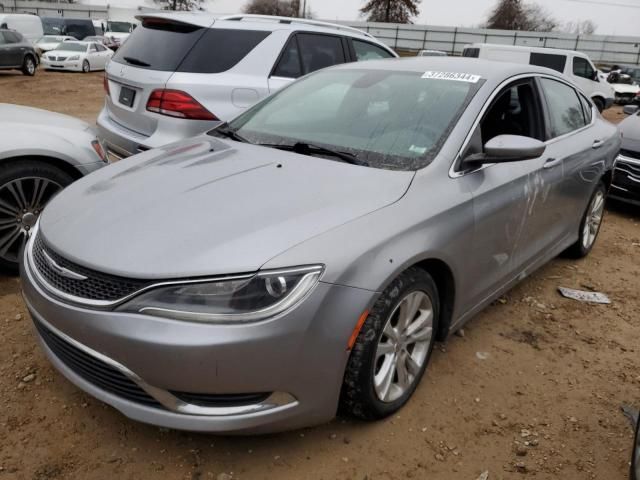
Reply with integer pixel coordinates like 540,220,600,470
146,89,218,121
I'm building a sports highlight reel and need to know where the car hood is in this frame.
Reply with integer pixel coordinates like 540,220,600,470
0,103,90,132
611,83,640,94
39,136,414,279
620,113,640,148
47,49,85,56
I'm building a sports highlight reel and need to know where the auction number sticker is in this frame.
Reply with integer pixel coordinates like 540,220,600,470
422,71,481,83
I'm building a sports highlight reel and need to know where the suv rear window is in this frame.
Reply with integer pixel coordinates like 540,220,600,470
113,20,270,73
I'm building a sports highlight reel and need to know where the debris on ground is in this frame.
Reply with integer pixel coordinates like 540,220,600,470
557,287,611,304
476,351,490,360
476,471,489,480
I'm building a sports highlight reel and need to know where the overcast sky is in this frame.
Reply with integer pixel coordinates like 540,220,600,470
194,0,640,36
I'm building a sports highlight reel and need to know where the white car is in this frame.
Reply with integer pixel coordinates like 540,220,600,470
104,21,136,47
41,41,113,73
35,35,76,55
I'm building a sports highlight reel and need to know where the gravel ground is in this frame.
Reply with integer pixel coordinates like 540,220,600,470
0,69,639,480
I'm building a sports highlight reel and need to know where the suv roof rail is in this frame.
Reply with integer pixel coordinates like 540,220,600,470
220,14,374,39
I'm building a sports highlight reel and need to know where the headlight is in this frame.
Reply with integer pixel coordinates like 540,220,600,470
68,55,80,61
118,265,323,323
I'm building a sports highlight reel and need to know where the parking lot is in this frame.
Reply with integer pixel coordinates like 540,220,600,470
0,69,638,479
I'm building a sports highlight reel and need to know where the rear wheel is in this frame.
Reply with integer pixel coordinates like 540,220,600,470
0,160,73,273
21,55,36,76
82,60,90,73
340,268,439,420
565,182,606,258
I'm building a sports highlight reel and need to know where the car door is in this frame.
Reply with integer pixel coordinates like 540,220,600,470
268,32,347,93
1,31,22,67
455,77,551,307
0,32,10,67
536,77,612,243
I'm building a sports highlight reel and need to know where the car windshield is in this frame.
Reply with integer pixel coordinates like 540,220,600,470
621,68,640,83
107,21,131,33
54,43,86,52
221,68,482,171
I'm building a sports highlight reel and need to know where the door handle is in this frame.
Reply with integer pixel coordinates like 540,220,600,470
543,158,562,169
592,139,605,149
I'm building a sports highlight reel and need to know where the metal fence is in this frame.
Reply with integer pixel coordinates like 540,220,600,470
0,1,107,19
339,21,640,66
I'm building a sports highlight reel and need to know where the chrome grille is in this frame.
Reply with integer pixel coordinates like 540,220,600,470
620,149,640,161
31,233,151,303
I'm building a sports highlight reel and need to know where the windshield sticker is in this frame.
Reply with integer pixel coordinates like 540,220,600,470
422,71,481,83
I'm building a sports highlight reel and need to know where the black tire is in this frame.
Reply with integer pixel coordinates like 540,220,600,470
340,267,440,420
82,60,90,73
21,55,36,76
0,160,74,274
593,97,605,113
564,182,606,259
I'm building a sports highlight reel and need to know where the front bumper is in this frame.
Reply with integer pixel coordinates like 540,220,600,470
41,58,83,72
610,153,640,205
21,243,374,434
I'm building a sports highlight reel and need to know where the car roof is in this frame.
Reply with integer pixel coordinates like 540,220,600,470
135,12,380,43
331,57,568,85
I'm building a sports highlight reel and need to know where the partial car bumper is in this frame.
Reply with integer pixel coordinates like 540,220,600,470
41,58,83,72
21,240,374,434
96,104,221,160
610,152,640,205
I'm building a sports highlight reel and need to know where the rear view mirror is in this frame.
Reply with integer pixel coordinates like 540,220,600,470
464,135,546,166
624,105,640,115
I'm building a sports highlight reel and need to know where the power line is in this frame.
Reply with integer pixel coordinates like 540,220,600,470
562,0,640,8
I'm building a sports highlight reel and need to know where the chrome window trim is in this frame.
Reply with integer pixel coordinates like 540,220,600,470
35,314,298,417
26,225,321,311
449,73,597,179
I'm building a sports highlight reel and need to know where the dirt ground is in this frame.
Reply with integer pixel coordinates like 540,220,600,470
1,70,639,480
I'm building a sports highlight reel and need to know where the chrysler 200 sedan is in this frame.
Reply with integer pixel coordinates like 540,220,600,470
21,58,620,434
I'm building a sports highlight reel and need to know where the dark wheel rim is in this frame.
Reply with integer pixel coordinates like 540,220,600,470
0,176,63,263
26,58,35,75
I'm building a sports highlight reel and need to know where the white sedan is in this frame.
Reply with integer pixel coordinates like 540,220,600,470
41,41,113,73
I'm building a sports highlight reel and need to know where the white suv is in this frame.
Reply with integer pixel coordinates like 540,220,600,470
97,13,397,159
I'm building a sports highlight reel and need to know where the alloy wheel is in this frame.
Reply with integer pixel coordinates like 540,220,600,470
0,177,63,263
582,190,605,250
26,58,35,75
374,291,434,403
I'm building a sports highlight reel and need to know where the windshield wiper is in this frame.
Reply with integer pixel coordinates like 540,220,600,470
123,56,150,67
211,123,252,143
259,142,363,166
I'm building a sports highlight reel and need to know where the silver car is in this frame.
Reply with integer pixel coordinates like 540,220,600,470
22,58,620,434
97,13,397,160
0,103,107,272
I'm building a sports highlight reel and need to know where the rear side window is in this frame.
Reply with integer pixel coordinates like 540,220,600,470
540,78,587,138
177,29,270,74
353,39,394,61
2,31,20,43
530,52,566,73
297,33,346,74
273,36,302,78
462,48,479,58
573,57,595,80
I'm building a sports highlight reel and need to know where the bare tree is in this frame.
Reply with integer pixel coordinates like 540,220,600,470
244,0,299,17
485,0,557,32
154,0,203,11
564,19,597,35
360,0,421,24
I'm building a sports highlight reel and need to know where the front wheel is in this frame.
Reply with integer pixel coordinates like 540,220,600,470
592,97,604,113
0,160,73,273
565,182,606,258
21,55,36,76
340,267,439,420
82,60,90,73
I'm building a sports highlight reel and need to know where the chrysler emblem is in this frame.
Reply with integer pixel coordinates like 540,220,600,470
41,250,88,281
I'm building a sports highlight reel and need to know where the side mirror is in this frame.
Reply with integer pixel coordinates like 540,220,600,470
624,105,640,115
464,135,546,166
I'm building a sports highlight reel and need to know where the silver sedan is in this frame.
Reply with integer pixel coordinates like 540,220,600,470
21,58,620,434
0,104,107,272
